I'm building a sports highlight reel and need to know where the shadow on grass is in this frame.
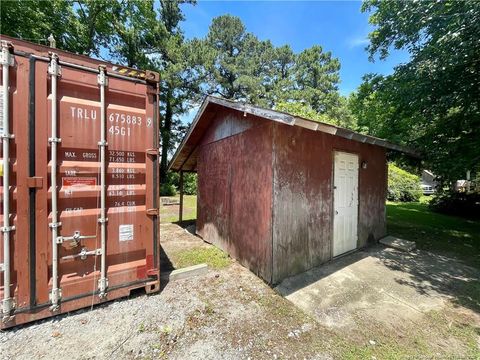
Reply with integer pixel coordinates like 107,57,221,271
387,202,480,269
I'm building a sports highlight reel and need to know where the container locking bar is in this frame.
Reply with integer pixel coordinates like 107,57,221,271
48,52,62,311
61,247,102,261
97,65,108,298
56,231,96,247
1,40,15,323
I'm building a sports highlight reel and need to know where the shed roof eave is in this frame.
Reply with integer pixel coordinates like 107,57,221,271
167,96,211,172
167,96,420,172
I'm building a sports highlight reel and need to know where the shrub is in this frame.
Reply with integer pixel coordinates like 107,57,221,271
387,163,422,202
160,183,176,196
183,173,197,195
429,192,480,219
161,171,197,195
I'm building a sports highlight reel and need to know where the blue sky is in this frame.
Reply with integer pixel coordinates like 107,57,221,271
180,1,410,96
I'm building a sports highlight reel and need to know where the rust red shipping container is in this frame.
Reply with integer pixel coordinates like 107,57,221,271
0,35,160,329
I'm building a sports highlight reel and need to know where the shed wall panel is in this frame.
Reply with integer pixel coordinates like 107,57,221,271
272,123,386,283
197,119,273,282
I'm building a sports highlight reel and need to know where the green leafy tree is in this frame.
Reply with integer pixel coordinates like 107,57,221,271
198,15,275,106
387,163,422,202
276,97,355,129
154,0,200,179
73,0,121,56
1,0,78,51
107,0,163,68
194,15,347,125
353,0,480,184
289,45,341,115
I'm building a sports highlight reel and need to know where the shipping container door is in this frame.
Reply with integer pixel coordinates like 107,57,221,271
0,44,32,316
36,60,158,305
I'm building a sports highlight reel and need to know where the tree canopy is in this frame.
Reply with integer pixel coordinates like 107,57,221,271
6,1,476,184
350,0,480,184
194,15,350,126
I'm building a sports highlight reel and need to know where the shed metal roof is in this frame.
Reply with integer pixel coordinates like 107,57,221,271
168,96,418,172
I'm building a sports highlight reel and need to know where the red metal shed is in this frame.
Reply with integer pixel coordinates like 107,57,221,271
169,96,416,284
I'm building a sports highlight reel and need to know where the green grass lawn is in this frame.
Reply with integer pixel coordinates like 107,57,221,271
170,246,231,270
160,195,197,223
387,197,480,268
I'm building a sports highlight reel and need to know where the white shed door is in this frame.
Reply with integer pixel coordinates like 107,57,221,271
333,151,359,257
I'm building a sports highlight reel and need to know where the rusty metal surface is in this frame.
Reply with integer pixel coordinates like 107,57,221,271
1,35,159,83
0,37,160,329
196,114,273,282
272,123,387,283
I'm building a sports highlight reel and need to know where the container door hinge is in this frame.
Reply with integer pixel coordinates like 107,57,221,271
146,148,159,157
146,208,158,216
27,176,43,189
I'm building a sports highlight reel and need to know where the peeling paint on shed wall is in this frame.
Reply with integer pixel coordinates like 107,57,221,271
196,118,274,282
272,122,387,283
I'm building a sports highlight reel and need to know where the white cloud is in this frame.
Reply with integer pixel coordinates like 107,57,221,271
347,36,369,49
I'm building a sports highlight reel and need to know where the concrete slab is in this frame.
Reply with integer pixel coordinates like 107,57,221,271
275,245,480,330
162,263,208,282
379,235,416,252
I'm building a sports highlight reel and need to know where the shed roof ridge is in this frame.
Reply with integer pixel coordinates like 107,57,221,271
168,96,419,172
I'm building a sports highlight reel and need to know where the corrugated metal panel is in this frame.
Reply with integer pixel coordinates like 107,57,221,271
0,36,160,329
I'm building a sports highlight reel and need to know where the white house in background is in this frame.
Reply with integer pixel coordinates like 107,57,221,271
421,170,437,195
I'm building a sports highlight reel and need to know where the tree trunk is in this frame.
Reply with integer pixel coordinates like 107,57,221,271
160,86,173,180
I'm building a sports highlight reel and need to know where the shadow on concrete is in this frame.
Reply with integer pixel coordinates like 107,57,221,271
375,248,480,314
276,249,369,296
172,219,197,235
277,245,480,315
